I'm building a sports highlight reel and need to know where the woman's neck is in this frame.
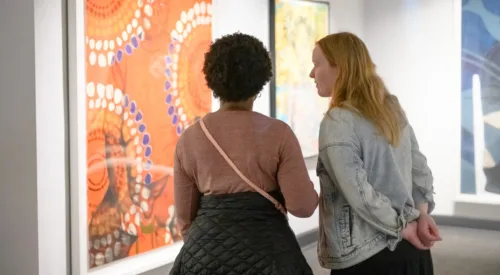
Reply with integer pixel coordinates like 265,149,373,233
219,99,254,111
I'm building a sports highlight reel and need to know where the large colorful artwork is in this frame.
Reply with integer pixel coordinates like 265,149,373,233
272,0,329,158
461,0,500,196
85,0,212,269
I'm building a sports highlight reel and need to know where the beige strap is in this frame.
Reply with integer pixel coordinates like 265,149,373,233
199,118,287,217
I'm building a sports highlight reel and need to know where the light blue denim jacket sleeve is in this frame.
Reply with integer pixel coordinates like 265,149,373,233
319,114,411,241
409,126,435,213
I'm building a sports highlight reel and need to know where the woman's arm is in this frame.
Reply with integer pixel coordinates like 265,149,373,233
173,145,200,240
277,124,318,218
409,127,441,245
416,203,429,214
409,125,435,214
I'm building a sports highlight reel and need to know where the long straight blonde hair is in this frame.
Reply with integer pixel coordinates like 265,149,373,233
317,32,406,146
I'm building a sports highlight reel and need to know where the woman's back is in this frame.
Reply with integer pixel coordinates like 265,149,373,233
175,110,318,233
318,108,427,214
177,110,298,195
172,110,317,275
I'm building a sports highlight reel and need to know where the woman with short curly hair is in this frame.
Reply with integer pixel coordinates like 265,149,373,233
170,32,318,275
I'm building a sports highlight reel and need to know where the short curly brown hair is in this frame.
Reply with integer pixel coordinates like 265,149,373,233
202,32,273,102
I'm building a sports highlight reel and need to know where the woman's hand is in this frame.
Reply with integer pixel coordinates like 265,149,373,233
417,213,442,246
401,221,431,250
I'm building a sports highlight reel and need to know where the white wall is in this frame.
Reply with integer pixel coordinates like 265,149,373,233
363,0,500,220
329,0,364,39
0,1,39,274
364,0,460,217
211,0,271,115
35,0,71,274
0,0,69,274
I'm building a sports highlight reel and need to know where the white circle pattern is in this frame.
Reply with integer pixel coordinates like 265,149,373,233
85,0,152,68
164,1,212,135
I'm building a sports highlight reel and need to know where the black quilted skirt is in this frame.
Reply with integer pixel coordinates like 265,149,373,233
169,191,313,275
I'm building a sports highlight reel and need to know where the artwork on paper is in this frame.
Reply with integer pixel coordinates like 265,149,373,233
272,0,329,158
461,0,500,196
85,0,212,269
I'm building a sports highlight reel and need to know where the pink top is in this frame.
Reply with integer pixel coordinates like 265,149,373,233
174,110,319,236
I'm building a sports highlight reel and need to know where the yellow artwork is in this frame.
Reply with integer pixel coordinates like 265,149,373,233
274,0,329,157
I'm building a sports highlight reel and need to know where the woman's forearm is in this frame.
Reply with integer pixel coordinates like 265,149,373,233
416,203,429,215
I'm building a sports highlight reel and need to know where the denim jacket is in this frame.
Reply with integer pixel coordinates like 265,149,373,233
316,108,434,270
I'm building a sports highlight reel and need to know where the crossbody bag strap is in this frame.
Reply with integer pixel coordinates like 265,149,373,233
199,118,287,217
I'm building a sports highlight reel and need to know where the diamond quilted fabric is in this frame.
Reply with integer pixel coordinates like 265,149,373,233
170,191,314,275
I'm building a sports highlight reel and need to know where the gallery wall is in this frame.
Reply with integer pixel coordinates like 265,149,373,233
0,2,40,275
363,0,500,220
36,0,70,274
0,0,70,274
363,0,460,217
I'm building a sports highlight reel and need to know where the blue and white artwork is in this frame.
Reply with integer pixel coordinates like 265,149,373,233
461,0,500,195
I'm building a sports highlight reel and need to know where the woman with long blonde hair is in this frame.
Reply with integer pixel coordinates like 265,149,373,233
311,32,441,274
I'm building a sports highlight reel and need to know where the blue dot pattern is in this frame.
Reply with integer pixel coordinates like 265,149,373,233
163,40,185,136
123,94,153,185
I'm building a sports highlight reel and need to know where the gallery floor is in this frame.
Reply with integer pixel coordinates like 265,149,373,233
302,226,500,275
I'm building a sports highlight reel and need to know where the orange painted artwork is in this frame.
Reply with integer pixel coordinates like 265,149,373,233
84,0,212,269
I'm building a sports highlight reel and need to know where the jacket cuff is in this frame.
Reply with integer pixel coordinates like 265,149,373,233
413,186,435,214
386,206,421,251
